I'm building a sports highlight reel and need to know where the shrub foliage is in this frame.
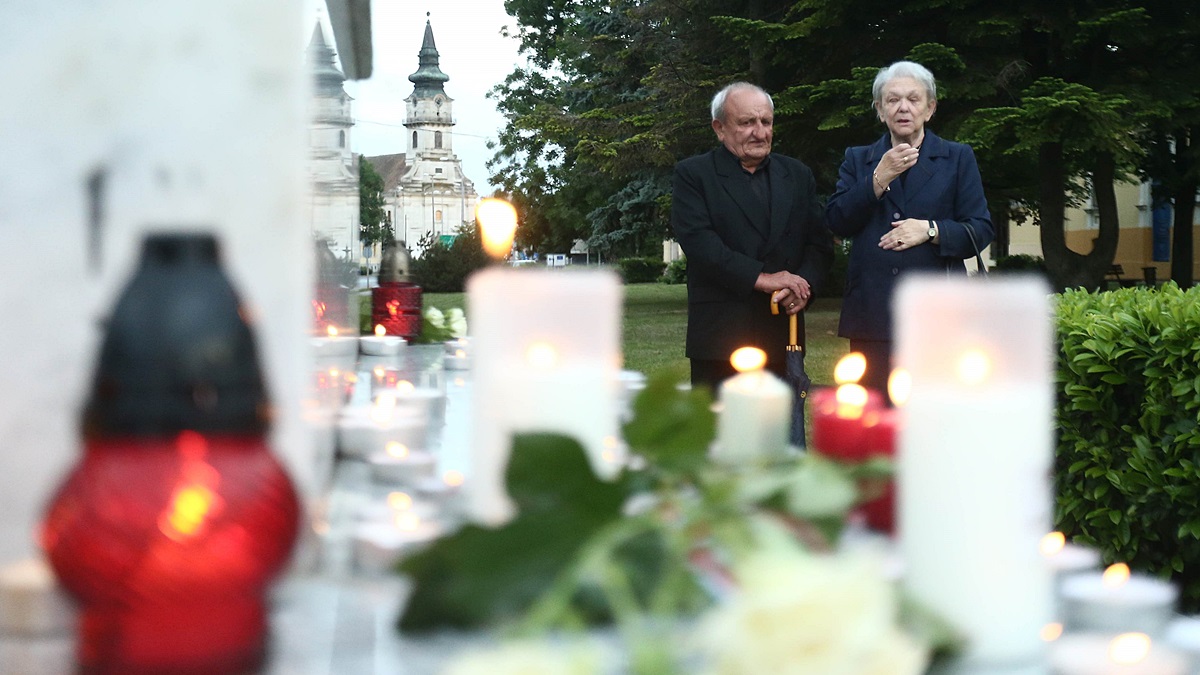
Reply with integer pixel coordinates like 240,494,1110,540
1054,284,1200,608
616,257,667,284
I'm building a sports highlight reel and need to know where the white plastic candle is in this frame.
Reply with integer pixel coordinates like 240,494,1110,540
895,276,1055,669
359,324,406,356
713,347,792,463
466,266,623,526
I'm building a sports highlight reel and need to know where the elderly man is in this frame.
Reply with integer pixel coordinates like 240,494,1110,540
671,82,834,390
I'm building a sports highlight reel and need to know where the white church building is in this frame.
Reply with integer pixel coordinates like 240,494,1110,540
365,19,479,256
305,24,360,264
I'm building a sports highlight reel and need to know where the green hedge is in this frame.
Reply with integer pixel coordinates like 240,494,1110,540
616,257,667,284
1055,284,1200,608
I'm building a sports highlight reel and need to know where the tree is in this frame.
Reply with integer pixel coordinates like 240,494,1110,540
359,155,391,248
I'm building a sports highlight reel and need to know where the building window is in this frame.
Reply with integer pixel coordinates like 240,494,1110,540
339,130,345,148
435,168,443,174
435,131,443,149
412,131,418,148
436,209,443,222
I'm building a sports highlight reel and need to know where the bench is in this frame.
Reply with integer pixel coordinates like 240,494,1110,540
1106,264,1125,281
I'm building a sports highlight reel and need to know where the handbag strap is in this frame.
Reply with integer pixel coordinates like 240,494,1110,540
963,223,988,277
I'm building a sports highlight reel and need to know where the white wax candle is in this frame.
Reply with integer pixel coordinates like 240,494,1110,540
466,267,622,526
0,558,74,636
1061,571,1178,636
359,335,406,356
443,348,471,370
310,335,359,359
351,518,445,574
713,359,792,464
1050,632,1188,675
367,447,438,484
896,276,1055,669
337,406,430,459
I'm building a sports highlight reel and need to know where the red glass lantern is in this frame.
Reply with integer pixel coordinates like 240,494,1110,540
371,240,423,340
40,233,300,674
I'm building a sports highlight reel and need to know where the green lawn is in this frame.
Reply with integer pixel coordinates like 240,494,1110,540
415,282,849,385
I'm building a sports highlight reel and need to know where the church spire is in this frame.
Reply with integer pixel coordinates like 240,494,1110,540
407,14,449,97
306,23,346,94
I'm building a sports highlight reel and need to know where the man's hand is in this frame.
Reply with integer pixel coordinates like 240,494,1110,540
755,271,812,315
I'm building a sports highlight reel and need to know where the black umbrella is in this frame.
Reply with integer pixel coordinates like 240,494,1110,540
773,302,811,448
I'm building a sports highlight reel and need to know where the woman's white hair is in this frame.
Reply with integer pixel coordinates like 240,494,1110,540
711,82,774,122
872,61,937,104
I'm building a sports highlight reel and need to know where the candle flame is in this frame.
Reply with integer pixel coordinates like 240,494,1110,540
956,349,991,385
443,470,464,487
1103,562,1131,587
395,511,421,532
387,491,414,510
373,366,386,380
1040,531,1067,556
397,380,416,394
1039,623,1063,642
888,368,912,406
327,325,340,337
455,349,466,358
375,324,386,337
730,347,766,373
834,352,867,384
453,377,466,387
386,442,409,459
835,384,869,420
526,342,559,370
1108,632,1151,665
476,198,518,260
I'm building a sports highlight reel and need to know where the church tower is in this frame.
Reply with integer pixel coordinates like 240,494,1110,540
390,15,478,252
306,23,360,264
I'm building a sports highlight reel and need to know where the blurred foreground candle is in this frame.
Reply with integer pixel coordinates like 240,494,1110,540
712,347,791,463
1060,563,1178,636
466,199,623,525
896,275,1054,670
1050,632,1187,675
40,233,300,674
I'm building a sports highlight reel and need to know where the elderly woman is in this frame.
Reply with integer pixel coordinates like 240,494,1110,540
826,61,994,397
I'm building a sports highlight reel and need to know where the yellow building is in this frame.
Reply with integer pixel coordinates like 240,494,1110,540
1005,181,1200,283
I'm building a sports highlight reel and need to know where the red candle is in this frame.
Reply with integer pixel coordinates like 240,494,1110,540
811,384,886,462
859,408,899,533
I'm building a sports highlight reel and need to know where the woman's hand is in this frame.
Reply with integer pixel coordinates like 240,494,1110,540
874,143,920,191
879,219,933,251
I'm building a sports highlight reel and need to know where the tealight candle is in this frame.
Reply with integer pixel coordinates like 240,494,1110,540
373,381,446,424
1061,564,1179,636
443,347,471,370
337,405,430,459
1050,632,1187,675
311,325,359,359
351,514,445,574
368,442,437,484
359,324,406,356
712,347,792,464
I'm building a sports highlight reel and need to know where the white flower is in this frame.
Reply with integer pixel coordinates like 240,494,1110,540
693,549,928,675
424,307,445,327
786,455,858,518
448,311,468,338
441,640,600,675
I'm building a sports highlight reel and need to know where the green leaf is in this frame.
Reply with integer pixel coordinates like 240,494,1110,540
397,433,633,631
622,364,715,473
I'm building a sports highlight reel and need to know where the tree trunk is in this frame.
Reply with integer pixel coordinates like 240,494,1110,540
990,198,1011,259
1171,127,1197,288
1040,143,1119,291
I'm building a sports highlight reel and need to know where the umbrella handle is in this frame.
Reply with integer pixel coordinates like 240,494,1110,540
789,312,798,348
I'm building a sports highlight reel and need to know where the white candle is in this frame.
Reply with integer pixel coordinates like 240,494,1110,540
372,381,446,424
0,557,74,636
896,276,1055,669
337,405,430,459
1041,532,1103,576
712,347,792,464
359,325,406,356
311,334,359,359
466,266,623,526
1061,565,1178,636
1050,632,1187,675
367,442,438,484
443,347,471,370
351,515,445,574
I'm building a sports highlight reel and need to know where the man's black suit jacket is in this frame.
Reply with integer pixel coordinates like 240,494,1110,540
671,146,833,370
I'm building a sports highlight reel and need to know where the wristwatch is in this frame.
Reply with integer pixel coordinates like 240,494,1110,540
927,220,938,242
